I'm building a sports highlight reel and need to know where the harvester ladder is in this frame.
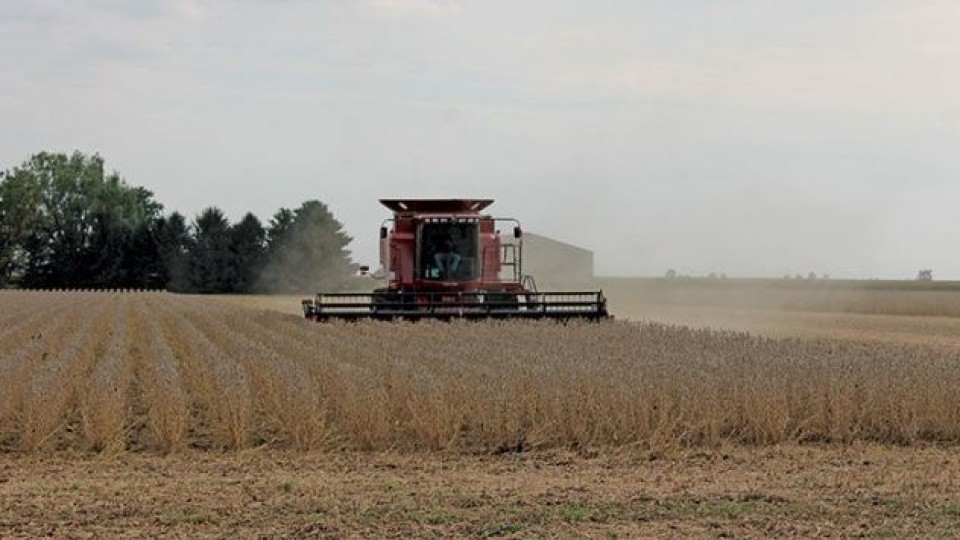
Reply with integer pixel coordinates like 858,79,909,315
521,274,538,293
501,243,521,282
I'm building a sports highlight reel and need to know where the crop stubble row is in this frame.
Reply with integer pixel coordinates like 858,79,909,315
1,291,959,454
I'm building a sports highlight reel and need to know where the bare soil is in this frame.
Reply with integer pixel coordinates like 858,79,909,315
4,445,960,538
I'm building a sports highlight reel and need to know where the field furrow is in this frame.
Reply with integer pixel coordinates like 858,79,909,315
180,306,325,449
0,306,75,449
153,298,253,449
79,296,133,452
135,296,190,453
18,296,114,451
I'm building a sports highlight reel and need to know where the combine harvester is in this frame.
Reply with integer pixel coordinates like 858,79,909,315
302,199,609,321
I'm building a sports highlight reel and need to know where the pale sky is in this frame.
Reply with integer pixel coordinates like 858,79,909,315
2,0,960,278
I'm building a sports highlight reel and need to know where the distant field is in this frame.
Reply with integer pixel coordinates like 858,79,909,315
595,277,960,347
598,276,960,317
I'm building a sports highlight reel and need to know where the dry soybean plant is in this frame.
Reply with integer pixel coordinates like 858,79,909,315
1,291,960,454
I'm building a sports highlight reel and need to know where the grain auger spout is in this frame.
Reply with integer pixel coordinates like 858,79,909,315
302,199,609,322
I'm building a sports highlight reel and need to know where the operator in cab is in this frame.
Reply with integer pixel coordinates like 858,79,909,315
434,239,461,279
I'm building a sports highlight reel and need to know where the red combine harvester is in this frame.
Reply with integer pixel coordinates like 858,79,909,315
302,199,609,321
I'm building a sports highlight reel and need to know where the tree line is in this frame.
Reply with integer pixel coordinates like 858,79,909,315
0,151,356,292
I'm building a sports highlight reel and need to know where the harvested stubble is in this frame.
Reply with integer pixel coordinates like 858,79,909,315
1,291,959,454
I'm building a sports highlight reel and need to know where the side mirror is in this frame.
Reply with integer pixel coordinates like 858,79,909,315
380,227,388,239
513,226,522,238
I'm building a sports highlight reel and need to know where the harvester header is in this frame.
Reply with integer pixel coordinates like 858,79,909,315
302,198,608,321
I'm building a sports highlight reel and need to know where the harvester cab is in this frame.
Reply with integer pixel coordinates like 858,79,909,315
302,199,608,321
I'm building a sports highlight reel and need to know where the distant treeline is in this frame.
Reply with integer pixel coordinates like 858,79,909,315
0,151,355,293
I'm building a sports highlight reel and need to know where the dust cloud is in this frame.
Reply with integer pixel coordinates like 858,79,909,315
597,277,960,346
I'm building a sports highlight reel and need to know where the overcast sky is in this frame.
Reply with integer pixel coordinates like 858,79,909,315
2,0,959,278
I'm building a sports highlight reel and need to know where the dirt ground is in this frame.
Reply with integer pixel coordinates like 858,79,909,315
3,444,960,538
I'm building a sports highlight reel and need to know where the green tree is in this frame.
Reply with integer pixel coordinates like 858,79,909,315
228,212,266,293
187,207,232,293
85,181,164,287
0,167,43,285
0,151,162,288
258,200,354,293
156,212,192,292
265,207,295,251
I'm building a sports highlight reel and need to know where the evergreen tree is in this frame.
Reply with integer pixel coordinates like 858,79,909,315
188,207,232,293
265,207,295,255
228,212,266,293
156,212,192,292
258,200,354,293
